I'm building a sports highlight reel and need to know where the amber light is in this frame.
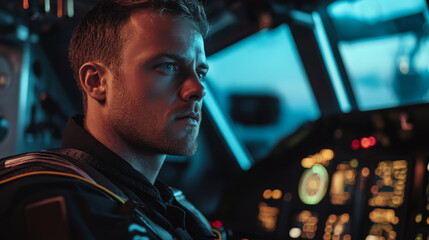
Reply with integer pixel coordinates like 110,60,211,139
361,167,370,178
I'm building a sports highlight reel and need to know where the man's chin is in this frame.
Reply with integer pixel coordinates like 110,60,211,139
169,142,198,156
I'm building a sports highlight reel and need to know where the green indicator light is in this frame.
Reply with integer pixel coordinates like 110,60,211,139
350,159,359,168
298,164,329,205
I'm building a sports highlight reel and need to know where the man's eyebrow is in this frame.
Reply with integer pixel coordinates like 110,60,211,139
150,53,209,71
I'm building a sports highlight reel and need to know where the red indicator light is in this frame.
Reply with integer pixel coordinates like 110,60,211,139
212,220,223,228
351,139,360,150
370,186,378,195
369,136,376,146
23,0,30,9
361,137,371,149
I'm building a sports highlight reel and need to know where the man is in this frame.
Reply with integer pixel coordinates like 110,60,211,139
0,0,217,239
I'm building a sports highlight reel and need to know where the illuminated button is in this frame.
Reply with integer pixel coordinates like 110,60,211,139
212,220,223,228
350,159,359,168
321,149,334,161
263,189,272,199
361,137,371,149
23,0,30,9
302,158,315,168
298,165,329,205
272,189,282,200
369,136,376,146
351,139,360,150
328,214,337,223
289,228,301,238
393,217,399,225
339,213,350,223
370,186,378,195
362,167,370,177
389,231,397,239
333,224,344,235
416,214,423,223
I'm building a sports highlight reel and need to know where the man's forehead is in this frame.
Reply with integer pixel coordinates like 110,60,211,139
120,8,206,64
127,8,198,31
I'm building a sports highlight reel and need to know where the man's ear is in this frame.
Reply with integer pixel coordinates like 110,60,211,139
79,62,109,102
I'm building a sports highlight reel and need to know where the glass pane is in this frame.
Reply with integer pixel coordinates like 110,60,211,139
206,24,320,160
327,0,429,111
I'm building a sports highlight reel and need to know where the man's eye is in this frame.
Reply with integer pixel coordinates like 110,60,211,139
156,63,179,74
197,72,207,81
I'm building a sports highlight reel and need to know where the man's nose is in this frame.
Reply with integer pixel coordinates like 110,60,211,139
180,73,206,102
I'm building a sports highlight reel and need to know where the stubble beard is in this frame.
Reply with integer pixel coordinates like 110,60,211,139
108,70,200,157
108,100,200,157
115,120,200,157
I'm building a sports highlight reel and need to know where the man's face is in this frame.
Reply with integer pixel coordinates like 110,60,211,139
106,9,208,156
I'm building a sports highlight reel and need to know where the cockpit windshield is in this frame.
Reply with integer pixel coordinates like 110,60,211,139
205,0,429,163
207,24,320,161
327,0,429,111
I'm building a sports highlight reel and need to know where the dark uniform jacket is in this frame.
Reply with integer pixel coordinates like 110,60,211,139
0,115,216,240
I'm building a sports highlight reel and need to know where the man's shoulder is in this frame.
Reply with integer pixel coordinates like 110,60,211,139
0,150,169,240
0,149,99,186
0,149,124,206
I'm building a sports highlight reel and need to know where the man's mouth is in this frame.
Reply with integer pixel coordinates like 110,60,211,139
175,112,200,125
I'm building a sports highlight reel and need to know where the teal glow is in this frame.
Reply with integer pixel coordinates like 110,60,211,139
312,12,352,113
207,24,320,160
67,0,74,17
298,164,329,205
327,0,429,111
312,164,328,175
16,25,29,41
17,43,31,153
45,0,50,13
328,0,425,23
203,84,253,170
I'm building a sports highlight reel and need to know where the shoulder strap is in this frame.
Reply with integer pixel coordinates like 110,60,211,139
2,151,95,181
0,151,128,204
47,148,130,201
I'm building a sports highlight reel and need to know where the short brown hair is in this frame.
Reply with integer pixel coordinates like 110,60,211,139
69,0,210,113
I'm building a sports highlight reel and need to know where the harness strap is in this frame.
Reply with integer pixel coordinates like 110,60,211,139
0,170,126,204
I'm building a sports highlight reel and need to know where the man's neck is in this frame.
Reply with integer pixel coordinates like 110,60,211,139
84,114,165,184
116,150,166,184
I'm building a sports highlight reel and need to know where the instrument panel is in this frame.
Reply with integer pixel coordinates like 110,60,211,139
218,104,429,240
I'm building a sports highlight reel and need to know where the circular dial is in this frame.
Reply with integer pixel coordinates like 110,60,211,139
298,164,329,205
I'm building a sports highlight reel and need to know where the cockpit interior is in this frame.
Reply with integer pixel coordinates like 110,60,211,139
1,0,429,239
